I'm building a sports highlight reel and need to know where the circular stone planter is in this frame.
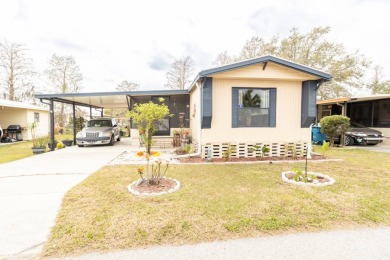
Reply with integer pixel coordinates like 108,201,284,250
128,177,181,196
281,171,335,187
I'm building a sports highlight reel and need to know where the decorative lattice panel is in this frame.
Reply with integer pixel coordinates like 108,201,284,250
201,142,307,158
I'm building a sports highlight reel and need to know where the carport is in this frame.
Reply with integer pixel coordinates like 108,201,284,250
35,90,189,150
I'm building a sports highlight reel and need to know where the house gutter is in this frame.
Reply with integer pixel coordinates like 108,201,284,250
176,79,203,158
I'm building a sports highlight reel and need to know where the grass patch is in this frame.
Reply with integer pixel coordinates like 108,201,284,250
43,148,390,257
0,134,74,165
0,141,34,164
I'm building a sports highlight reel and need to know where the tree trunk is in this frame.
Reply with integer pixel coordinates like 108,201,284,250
59,103,64,127
146,128,152,154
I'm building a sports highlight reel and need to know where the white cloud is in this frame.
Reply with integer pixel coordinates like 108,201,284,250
0,0,389,93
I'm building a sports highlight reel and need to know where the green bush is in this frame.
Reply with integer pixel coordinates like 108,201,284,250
56,142,65,149
320,115,350,147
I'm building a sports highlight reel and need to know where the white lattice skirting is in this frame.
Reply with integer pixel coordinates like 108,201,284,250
201,142,308,158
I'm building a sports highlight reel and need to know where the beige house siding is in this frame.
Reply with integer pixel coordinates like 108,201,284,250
200,79,309,144
212,63,318,81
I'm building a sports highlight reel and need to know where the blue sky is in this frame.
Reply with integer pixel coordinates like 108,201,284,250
0,0,389,93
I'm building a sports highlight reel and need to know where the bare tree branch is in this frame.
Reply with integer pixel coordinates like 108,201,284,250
164,56,194,90
116,80,139,91
44,54,83,127
0,39,36,101
213,26,370,100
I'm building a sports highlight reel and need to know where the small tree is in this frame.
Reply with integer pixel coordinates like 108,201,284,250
126,99,172,153
320,115,350,147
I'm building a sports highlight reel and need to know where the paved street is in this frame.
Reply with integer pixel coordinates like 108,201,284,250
67,227,390,260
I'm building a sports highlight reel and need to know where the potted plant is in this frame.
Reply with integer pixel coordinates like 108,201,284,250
48,139,58,149
32,136,48,154
172,130,181,147
28,122,48,154
62,139,73,147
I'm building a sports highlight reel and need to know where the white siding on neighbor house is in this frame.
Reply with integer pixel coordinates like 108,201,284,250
201,78,310,144
0,106,49,140
0,107,28,140
26,110,50,139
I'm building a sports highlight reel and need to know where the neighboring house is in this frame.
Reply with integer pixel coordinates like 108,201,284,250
317,94,390,139
188,55,332,157
35,55,332,157
0,99,49,141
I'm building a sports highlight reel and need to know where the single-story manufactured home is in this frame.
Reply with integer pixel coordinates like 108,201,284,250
317,94,390,139
36,55,332,157
0,99,49,141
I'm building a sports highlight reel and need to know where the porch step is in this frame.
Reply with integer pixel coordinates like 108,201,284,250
152,136,174,149
131,136,174,149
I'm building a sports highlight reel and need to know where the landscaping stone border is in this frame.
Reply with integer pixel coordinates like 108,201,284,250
128,177,181,196
281,171,336,187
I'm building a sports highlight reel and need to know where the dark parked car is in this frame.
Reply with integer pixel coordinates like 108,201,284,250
334,122,384,146
76,117,120,147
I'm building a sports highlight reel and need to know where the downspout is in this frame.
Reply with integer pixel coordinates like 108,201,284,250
40,98,55,151
176,79,203,158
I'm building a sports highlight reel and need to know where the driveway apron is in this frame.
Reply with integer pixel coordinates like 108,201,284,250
0,139,131,259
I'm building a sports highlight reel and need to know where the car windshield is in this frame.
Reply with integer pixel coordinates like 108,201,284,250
87,120,112,127
350,122,366,128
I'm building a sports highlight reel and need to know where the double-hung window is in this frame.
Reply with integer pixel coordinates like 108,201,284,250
34,112,40,122
232,87,276,128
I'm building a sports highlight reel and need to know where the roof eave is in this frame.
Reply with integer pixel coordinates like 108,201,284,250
197,55,332,81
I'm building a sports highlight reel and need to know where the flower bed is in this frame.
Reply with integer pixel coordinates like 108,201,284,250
281,171,335,186
128,177,181,196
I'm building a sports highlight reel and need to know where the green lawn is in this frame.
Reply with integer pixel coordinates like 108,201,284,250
0,141,34,164
0,134,74,165
42,148,390,257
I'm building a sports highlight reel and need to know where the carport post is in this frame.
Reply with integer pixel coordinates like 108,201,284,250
73,103,76,145
49,99,55,151
89,106,92,119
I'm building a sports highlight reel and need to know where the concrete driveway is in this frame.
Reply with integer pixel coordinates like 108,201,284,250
353,143,390,153
0,138,134,259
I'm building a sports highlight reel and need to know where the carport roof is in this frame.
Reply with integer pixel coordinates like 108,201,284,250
35,89,189,109
317,94,390,105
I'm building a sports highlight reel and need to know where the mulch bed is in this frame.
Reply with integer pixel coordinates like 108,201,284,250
178,154,326,163
131,178,176,194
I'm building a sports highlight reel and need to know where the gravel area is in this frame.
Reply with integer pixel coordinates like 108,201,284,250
65,227,390,260
108,151,180,165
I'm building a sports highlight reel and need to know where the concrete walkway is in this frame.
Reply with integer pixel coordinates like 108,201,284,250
0,138,135,259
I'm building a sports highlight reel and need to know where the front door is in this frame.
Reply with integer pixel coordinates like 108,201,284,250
152,96,170,136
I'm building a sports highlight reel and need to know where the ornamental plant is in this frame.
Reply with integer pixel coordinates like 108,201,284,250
320,115,350,147
127,99,172,154
249,144,270,159
135,153,170,186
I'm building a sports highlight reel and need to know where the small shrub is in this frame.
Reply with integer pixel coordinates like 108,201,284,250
223,143,233,161
56,142,65,149
184,144,192,154
320,115,350,147
249,145,270,159
321,141,330,155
